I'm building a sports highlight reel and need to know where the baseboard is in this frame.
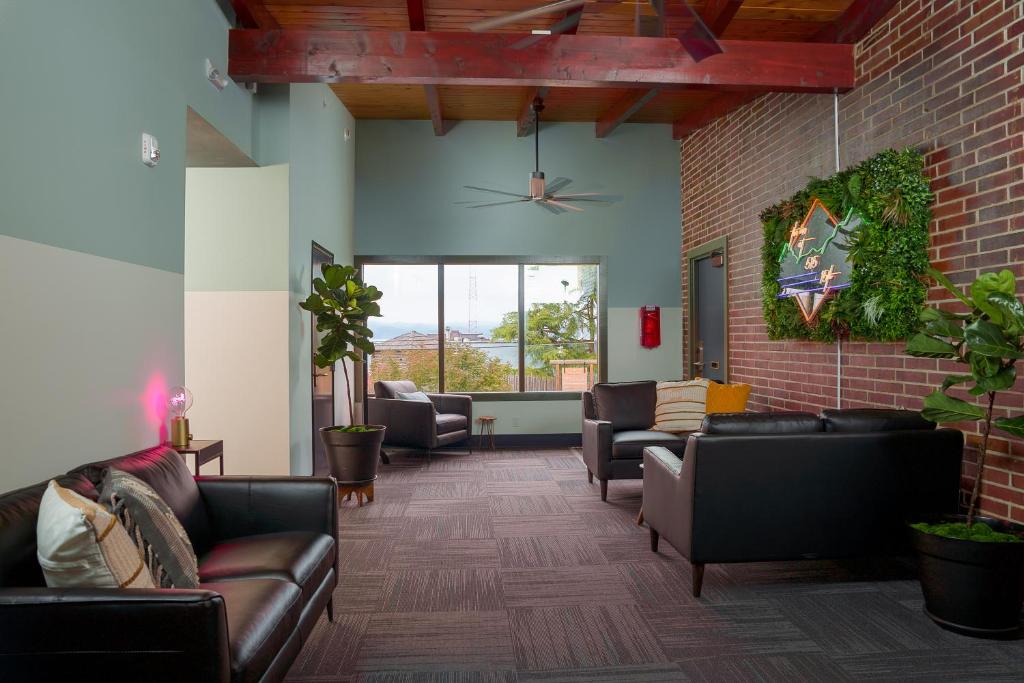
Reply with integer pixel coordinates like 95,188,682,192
489,433,582,449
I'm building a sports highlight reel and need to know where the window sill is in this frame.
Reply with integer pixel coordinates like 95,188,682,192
461,391,584,402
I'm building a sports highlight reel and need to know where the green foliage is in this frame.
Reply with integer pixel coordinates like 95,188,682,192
325,425,383,433
492,288,597,376
299,264,383,368
905,268,1024,526
372,345,515,393
911,521,1022,543
761,147,932,342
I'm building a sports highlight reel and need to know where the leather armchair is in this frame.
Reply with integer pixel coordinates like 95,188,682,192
367,380,473,453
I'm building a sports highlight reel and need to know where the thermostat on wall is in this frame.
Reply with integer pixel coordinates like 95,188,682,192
141,133,160,167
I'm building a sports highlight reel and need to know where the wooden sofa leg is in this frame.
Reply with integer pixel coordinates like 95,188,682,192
600,479,608,501
650,528,659,552
587,470,593,484
692,563,705,598
327,597,336,623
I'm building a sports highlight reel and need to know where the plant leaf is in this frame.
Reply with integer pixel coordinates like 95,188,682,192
975,365,1017,392
927,267,973,309
965,319,1024,359
971,269,1016,325
994,416,1024,437
987,291,1024,337
941,374,973,392
921,390,985,423
905,333,959,359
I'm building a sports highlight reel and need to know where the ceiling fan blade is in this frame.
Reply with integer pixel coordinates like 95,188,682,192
543,199,585,212
537,201,566,214
464,185,529,199
469,0,586,32
511,9,584,49
673,0,723,62
465,199,533,208
545,176,573,194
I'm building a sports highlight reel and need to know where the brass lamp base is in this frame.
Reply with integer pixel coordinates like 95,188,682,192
170,417,192,448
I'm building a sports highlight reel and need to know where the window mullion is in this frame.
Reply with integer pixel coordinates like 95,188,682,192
437,263,445,393
518,263,526,393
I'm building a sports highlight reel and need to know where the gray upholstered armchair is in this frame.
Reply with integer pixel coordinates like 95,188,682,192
367,380,473,457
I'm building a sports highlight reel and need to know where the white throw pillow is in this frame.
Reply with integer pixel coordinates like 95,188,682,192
396,390,432,402
36,480,154,589
652,379,711,433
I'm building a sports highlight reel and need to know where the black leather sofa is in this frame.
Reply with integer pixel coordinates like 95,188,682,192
0,445,338,683
642,409,964,597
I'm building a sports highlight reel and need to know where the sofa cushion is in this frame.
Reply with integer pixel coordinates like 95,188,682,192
199,532,335,607
203,578,301,683
375,380,417,399
821,409,935,433
397,390,431,402
593,381,657,431
706,382,752,415
611,430,688,459
653,379,710,433
100,468,200,588
436,413,468,435
0,474,98,588
701,412,823,435
73,445,212,554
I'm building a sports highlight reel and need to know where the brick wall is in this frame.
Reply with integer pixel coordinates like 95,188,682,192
680,0,1024,521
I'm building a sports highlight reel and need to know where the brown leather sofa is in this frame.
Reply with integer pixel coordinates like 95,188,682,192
582,380,691,501
642,409,963,597
367,380,473,455
0,445,338,683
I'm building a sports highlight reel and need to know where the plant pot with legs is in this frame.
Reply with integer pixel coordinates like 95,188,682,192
905,267,1024,637
299,264,386,497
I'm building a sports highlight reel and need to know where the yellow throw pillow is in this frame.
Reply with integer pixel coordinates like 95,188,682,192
653,378,711,433
706,381,752,414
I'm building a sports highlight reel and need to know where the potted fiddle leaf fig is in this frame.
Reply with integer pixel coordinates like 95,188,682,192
904,267,1024,636
299,264,385,485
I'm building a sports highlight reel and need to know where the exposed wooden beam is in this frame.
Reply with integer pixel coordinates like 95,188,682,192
516,87,548,138
424,84,446,136
596,89,660,138
812,0,900,44
672,91,759,139
231,0,278,29
698,0,744,37
229,30,855,92
406,0,426,32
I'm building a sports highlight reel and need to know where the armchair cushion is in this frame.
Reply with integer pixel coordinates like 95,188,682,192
611,430,687,460
396,390,431,402
198,532,335,608
436,413,469,435
374,380,418,399
701,412,822,435
592,381,657,431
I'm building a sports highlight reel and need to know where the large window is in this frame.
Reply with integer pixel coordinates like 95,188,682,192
361,258,604,398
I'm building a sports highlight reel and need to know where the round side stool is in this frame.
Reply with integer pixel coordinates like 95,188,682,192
477,416,496,450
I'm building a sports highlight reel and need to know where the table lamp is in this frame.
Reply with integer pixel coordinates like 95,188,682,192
168,385,194,447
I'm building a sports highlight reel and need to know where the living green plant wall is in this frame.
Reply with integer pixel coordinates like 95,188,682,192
760,147,933,342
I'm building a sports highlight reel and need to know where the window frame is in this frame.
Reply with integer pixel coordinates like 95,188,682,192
357,255,607,402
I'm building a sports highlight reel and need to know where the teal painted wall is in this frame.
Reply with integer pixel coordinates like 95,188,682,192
354,120,682,307
0,0,254,274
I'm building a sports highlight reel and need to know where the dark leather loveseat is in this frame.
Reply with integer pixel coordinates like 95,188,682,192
0,445,338,683
643,409,963,597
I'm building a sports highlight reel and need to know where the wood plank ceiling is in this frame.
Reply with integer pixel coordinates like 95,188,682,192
233,1,879,137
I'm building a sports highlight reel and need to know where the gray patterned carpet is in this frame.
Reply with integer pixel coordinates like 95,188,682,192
286,448,1024,682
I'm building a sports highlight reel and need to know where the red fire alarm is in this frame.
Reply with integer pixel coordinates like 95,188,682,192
640,306,661,349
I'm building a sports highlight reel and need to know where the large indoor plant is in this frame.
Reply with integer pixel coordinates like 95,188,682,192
299,264,384,485
905,267,1024,636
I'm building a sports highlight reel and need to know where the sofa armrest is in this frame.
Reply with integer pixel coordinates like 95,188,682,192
642,442,696,559
581,418,613,479
367,397,437,448
427,393,472,423
196,476,338,542
0,587,229,682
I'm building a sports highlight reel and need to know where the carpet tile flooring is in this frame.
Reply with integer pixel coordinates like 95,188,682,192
286,448,1024,682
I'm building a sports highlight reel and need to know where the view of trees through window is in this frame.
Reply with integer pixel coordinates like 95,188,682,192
363,261,600,394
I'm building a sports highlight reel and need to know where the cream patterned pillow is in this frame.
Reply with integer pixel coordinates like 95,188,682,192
36,480,154,589
653,378,711,433
100,469,200,589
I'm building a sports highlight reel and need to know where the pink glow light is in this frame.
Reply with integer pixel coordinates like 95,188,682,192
141,373,170,443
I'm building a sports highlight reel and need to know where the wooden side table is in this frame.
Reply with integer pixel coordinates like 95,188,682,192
170,440,224,475
477,416,496,450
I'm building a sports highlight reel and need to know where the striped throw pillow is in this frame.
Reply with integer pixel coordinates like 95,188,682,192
652,379,711,433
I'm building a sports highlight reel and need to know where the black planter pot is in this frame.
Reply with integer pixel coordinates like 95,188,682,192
319,425,386,485
909,514,1024,638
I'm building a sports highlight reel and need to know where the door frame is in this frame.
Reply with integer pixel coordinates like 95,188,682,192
310,241,335,474
686,236,729,382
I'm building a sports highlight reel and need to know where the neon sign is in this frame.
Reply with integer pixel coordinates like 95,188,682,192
776,198,861,322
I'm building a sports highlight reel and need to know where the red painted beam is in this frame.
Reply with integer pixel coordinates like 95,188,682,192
228,30,855,92
698,0,744,37
406,0,426,31
231,0,279,29
596,89,660,138
812,0,900,44
515,87,548,137
672,91,760,139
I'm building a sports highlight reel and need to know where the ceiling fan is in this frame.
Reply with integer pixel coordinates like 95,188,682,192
469,0,723,62
457,98,616,214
